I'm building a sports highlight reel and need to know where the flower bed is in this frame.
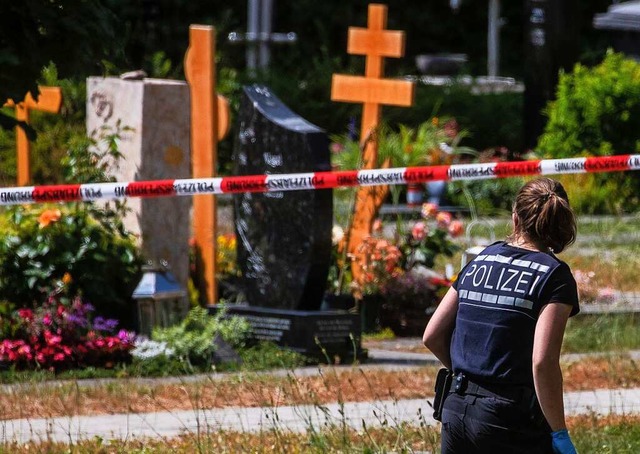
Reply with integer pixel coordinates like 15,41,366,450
0,290,135,371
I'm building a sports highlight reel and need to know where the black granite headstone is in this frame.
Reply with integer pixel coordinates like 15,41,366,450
523,0,579,149
212,305,365,362
233,84,332,311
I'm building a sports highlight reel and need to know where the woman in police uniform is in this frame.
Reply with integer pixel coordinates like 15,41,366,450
423,177,579,454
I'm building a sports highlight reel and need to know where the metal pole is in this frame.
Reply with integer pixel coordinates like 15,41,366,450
259,0,274,69
488,0,500,77
247,0,259,71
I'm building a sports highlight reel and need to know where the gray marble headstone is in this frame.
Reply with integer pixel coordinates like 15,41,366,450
86,77,191,302
233,85,332,311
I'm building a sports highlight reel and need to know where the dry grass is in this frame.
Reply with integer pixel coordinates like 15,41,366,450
0,355,638,422
0,367,438,421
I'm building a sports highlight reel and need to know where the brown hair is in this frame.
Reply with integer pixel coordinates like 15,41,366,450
510,177,576,253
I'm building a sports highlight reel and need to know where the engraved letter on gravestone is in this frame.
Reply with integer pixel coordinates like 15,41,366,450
234,85,332,310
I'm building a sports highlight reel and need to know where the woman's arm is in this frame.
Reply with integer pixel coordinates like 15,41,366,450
532,302,572,431
422,286,459,369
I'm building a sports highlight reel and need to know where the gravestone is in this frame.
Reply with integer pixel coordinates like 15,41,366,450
86,77,191,302
233,84,332,311
218,84,363,361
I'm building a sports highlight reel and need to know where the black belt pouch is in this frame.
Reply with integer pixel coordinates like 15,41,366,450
432,368,453,422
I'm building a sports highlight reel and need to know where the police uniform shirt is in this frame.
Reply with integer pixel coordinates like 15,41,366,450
451,241,579,387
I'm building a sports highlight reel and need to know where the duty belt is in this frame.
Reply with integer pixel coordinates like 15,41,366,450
449,372,534,402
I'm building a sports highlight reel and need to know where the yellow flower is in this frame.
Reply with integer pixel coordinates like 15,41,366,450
38,209,62,228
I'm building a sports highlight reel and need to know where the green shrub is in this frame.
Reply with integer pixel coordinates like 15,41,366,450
0,203,141,324
537,51,640,214
239,341,308,371
151,306,250,371
0,121,142,325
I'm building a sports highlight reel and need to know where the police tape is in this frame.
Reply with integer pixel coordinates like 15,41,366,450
1,154,639,206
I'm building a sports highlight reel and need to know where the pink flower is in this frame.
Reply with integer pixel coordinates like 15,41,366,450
411,222,427,241
43,314,52,326
44,331,62,345
448,220,464,238
436,212,452,228
372,218,383,233
421,203,438,219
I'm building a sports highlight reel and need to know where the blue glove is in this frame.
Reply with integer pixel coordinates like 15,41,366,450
551,429,577,454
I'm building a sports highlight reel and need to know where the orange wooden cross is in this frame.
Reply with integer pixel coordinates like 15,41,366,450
4,87,63,186
184,25,231,305
331,3,415,286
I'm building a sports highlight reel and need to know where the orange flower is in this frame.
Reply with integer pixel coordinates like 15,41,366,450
62,272,72,285
38,209,61,228
421,203,438,219
436,211,452,228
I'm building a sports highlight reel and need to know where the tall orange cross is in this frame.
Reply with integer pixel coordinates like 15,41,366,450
331,3,415,286
184,25,231,305
4,87,63,186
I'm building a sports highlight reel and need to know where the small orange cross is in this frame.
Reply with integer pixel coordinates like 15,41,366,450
4,87,63,186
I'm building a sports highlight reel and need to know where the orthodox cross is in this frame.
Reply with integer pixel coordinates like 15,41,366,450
331,3,415,283
184,25,231,305
4,87,63,186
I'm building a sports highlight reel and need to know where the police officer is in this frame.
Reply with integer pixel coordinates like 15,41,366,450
423,177,579,453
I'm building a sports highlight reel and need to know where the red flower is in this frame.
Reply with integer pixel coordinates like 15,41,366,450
18,309,33,320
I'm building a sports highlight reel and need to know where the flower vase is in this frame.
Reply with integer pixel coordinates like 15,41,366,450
406,183,424,207
360,294,383,333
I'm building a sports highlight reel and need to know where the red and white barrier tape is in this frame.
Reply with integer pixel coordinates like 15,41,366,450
1,154,639,206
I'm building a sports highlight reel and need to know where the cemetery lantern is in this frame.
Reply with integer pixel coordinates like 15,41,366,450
132,261,187,337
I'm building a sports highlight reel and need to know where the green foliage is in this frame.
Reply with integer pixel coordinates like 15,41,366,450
573,417,640,453
0,64,90,186
385,84,524,154
130,352,191,377
151,306,250,370
447,178,524,216
0,0,120,132
239,341,308,371
0,203,141,323
563,313,640,353
537,51,640,213
0,123,141,324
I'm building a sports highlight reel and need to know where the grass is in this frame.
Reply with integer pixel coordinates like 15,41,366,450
564,313,640,353
0,354,639,422
1,415,639,453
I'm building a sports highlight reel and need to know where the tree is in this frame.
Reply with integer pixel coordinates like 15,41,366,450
0,0,120,134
